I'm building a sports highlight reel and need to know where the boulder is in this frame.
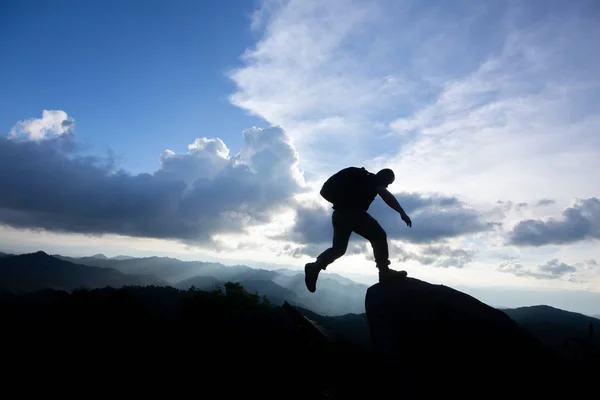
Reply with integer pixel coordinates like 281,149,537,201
366,277,569,396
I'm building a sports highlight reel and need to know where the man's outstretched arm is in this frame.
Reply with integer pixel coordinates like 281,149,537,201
377,186,412,227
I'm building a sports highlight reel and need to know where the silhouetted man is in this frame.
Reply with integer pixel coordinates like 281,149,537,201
304,167,412,292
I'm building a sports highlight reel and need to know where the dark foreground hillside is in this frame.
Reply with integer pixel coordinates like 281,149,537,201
1,284,373,399
1,282,596,398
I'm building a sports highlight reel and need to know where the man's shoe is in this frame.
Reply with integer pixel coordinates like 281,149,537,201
305,262,322,293
378,268,408,283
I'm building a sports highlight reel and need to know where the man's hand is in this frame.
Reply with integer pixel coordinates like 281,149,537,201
400,212,412,227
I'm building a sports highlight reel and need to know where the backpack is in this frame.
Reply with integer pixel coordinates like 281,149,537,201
319,167,369,204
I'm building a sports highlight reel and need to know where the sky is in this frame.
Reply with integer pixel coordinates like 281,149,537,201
1,0,599,314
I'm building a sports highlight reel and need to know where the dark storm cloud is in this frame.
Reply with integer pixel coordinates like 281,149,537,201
508,197,600,246
0,125,305,244
282,192,498,248
368,193,498,243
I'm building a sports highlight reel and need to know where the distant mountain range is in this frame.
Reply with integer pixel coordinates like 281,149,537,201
1,250,368,316
89,253,136,260
0,251,166,293
1,249,598,356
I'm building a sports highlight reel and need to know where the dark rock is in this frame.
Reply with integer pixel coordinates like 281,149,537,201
366,277,571,397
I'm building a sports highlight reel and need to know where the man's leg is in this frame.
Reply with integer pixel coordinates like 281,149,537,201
305,210,353,292
353,212,407,282
352,211,389,266
316,210,354,268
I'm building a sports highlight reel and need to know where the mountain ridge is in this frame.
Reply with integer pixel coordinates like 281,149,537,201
1,250,598,371
54,251,368,315
0,251,168,293
4,250,599,316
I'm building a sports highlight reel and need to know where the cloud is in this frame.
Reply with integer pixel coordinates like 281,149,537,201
278,191,498,253
369,193,500,243
228,0,600,246
380,2,600,205
508,197,600,246
156,138,231,184
229,0,385,125
0,111,306,246
392,243,475,268
497,258,577,280
535,199,555,207
278,222,477,269
492,199,557,216
276,241,367,259
9,110,75,141
227,0,466,176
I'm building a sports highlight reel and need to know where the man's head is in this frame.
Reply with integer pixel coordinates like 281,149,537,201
375,168,395,186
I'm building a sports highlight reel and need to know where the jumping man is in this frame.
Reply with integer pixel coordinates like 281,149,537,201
304,167,412,292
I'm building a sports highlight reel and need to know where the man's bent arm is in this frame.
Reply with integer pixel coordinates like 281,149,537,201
377,187,407,215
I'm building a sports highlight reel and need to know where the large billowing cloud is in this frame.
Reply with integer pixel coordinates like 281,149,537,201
508,197,600,246
0,110,306,245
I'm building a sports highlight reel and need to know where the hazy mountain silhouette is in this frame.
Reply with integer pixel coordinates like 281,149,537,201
57,253,369,315
173,272,367,315
55,254,260,284
9,250,599,321
90,253,108,259
174,275,223,291
174,275,300,306
0,251,167,293
502,305,600,351
504,304,599,325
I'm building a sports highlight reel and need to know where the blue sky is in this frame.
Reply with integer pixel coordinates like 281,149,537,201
1,0,599,314
0,0,264,173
